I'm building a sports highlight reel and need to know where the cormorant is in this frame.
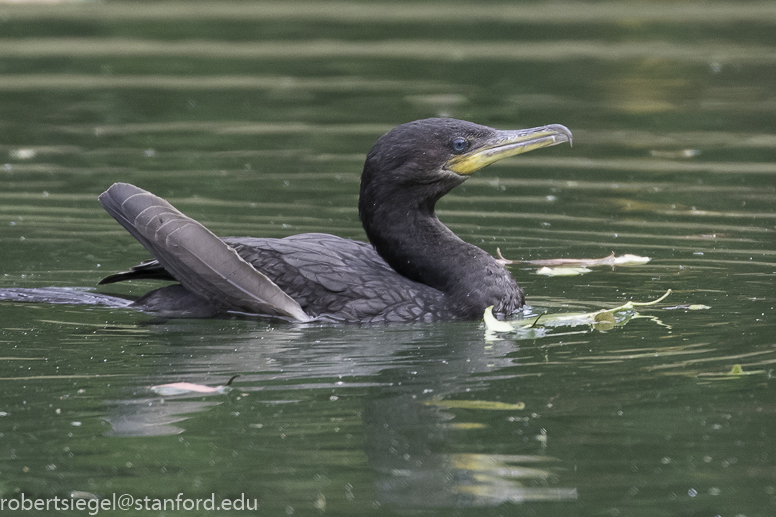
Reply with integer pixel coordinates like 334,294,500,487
94,118,571,322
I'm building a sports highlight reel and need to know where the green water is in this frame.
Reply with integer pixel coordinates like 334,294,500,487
1,2,775,515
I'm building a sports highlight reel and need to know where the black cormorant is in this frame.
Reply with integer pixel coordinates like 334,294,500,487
96,118,571,323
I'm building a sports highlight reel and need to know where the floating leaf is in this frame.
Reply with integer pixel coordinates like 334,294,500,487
484,289,673,334
151,375,239,396
424,399,525,411
536,266,592,276
483,306,515,332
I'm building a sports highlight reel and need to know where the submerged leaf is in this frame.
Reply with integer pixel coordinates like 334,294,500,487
424,399,526,411
70,491,100,501
592,311,617,331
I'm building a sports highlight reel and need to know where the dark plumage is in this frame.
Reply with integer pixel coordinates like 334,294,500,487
97,118,572,322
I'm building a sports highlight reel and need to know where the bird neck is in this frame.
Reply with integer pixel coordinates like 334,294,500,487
360,185,515,317
367,198,473,288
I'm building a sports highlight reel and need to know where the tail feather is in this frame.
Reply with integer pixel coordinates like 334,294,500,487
0,287,134,308
99,183,312,322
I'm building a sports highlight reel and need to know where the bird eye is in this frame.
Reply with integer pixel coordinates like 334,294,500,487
451,137,469,153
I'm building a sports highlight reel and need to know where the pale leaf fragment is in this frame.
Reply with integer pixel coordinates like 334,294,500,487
613,254,651,265
496,248,650,268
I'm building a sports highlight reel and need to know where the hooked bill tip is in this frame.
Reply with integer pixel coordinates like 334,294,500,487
546,123,573,147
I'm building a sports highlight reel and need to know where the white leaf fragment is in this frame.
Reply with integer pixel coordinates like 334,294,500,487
536,266,592,276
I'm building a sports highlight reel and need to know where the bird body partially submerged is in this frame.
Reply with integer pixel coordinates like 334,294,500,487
5,118,571,323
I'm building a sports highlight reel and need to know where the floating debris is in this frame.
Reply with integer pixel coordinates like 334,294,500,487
9,148,36,160
649,149,700,159
665,304,711,311
697,364,766,380
496,249,650,268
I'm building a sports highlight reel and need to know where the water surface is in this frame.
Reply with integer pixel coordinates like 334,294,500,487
0,1,774,516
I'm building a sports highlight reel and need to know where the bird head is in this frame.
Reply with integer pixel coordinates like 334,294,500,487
359,118,572,217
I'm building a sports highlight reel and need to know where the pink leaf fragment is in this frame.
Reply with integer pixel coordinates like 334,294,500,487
151,375,239,396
